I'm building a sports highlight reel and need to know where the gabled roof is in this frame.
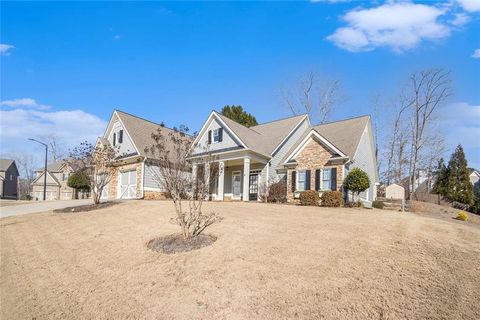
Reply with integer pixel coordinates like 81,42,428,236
0,159,15,172
112,110,193,159
214,112,308,157
32,170,61,186
35,160,67,172
313,115,370,158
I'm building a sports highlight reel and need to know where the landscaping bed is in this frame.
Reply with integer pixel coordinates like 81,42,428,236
53,201,119,213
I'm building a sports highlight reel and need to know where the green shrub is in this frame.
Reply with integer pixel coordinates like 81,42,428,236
372,200,384,209
456,211,469,221
299,190,319,206
344,168,370,202
321,191,344,207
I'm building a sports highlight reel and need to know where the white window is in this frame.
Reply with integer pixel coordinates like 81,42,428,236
62,173,69,181
322,168,331,190
212,129,220,143
297,170,306,191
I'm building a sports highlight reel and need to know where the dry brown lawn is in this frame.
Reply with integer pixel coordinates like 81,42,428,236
1,201,479,320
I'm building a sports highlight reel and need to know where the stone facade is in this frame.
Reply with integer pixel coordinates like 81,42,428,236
144,191,170,200
108,162,143,199
286,138,345,202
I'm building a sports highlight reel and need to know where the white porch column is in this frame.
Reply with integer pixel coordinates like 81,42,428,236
217,161,225,201
192,163,198,196
204,162,210,200
242,158,250,201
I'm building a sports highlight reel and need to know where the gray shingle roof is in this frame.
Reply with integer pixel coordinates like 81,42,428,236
0,159,14,172
215,112,307,156
313,115,370,158
35,160,66,172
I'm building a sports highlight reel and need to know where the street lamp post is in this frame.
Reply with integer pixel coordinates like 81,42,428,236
28,138,48,201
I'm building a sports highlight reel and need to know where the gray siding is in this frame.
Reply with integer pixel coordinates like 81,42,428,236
192,118,242,155
108,120,137,156
0,163,19,199
144,163,166,191
268,118,310,182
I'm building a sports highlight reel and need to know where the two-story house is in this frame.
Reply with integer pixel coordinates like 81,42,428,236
31,160,76,200
0,159,19,199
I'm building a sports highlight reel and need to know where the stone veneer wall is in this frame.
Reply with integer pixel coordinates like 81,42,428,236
108,162,143,199
286,138,344,202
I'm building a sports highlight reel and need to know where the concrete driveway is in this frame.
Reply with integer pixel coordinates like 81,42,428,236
0,199,93,218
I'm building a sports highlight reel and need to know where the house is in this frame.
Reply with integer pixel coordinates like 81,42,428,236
97,110,193,200
470,170,479,190
189,111,379,203
0,159,19,199
31,160,77,200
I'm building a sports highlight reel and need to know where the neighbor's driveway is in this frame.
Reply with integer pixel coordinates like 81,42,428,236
0,199,92,218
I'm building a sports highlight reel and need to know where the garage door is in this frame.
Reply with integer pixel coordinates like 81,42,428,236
35,191,57,201
120,170,136,199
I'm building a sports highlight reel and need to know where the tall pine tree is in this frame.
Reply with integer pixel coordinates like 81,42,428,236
220,105,258,127
432,158,448,198
446,145,473,205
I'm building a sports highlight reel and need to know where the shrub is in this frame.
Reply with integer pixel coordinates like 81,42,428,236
299,190,319,206
67,171,90,191
267,181,287,203
344,168,370,202
344,201,362,208
372,200,384,209
321,191,344,207
456,211,469,221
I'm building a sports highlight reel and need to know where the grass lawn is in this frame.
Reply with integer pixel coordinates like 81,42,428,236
1,201,479,319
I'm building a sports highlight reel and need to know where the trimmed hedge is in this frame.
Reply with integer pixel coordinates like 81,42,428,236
321,191,344,207
299,190,319,206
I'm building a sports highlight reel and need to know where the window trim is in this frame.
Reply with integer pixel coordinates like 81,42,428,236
321,168,332,191
297,170,306,192
212,128,220,143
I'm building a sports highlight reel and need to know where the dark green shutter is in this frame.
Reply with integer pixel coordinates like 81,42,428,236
315,169,320,191
113,133,116,146
291,171,296,192
305,170,311,190
331,168,337,191
218,128,223,142
208,130,212,144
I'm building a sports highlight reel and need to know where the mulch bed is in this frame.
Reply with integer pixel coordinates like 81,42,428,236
147,234,217,254
53,201,119,213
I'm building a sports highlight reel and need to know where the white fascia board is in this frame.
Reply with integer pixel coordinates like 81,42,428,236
114,111,141,155
271,115,309,156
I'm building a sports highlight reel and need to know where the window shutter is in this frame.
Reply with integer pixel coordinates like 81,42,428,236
113,133,116,146
331,168,337,191
218,128,223,142
291,171,296,192
315,169,320,191
119,130,123,143
305,170,311,190
208,130,212,144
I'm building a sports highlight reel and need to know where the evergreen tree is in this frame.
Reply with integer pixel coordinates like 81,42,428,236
220,105,258,127
446,145,473,205
432,158,448,198
343,168,370,202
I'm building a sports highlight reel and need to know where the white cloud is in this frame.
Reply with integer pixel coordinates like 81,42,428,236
456,0,480,12
327,2,452,52
0,103,107,157
439,102,480,168
450,12,471,26
0,44,15,55
472,49,480,58
1,98,51,110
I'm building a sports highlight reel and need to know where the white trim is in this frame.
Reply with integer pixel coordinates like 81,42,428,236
103,111,140,155
141,159,145,198
270,115,309,156
31,171,60,186
283,130,348,165
231,170,242,200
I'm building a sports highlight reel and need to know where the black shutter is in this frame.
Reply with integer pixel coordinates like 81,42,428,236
291,171,296,192
113,133,116,146
119,130,123,143
305,170,311,190
315,169,320,191
208,130,212,144
218,128,223,142
331,168,337,191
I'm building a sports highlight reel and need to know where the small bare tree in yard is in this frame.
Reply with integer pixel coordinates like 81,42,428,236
281,70,343,124
68,141,117,204
145,126,222,241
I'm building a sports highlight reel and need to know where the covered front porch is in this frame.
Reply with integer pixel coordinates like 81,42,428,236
192,152,269,202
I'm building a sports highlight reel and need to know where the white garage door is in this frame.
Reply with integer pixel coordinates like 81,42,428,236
35,191,56,201
120,170,136,199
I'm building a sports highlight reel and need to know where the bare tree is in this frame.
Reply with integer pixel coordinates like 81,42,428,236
7,152,37,199
67,140,117,204
407,69,452,197
44,133,65,161
281,70,343,124
145,126,222,240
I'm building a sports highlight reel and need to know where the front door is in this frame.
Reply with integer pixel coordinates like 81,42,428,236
232,171,241,199
249,173,259,201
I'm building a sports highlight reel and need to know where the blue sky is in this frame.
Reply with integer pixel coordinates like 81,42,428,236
1,1,479,170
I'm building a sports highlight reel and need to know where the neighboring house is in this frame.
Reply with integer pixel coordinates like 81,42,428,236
97,110,193,200
31,160,75,200
0,159,19,199
189,111,379,204
470,170,480,190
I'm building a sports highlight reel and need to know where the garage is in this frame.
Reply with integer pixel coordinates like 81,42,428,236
119,170,137,199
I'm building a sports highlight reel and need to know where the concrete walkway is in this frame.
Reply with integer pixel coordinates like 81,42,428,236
0,199,92,218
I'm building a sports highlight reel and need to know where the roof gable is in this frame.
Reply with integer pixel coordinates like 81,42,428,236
32,170,60,186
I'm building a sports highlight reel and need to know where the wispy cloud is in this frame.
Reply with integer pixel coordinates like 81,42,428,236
0,44,15,56
0,101,107,156
456,0,480,12
326,2,451,53
1,98,51,110
472,49,480,59
450,12,471,27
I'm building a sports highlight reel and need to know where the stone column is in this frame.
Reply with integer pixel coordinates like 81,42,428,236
217,161,225,201
243,158,250,202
